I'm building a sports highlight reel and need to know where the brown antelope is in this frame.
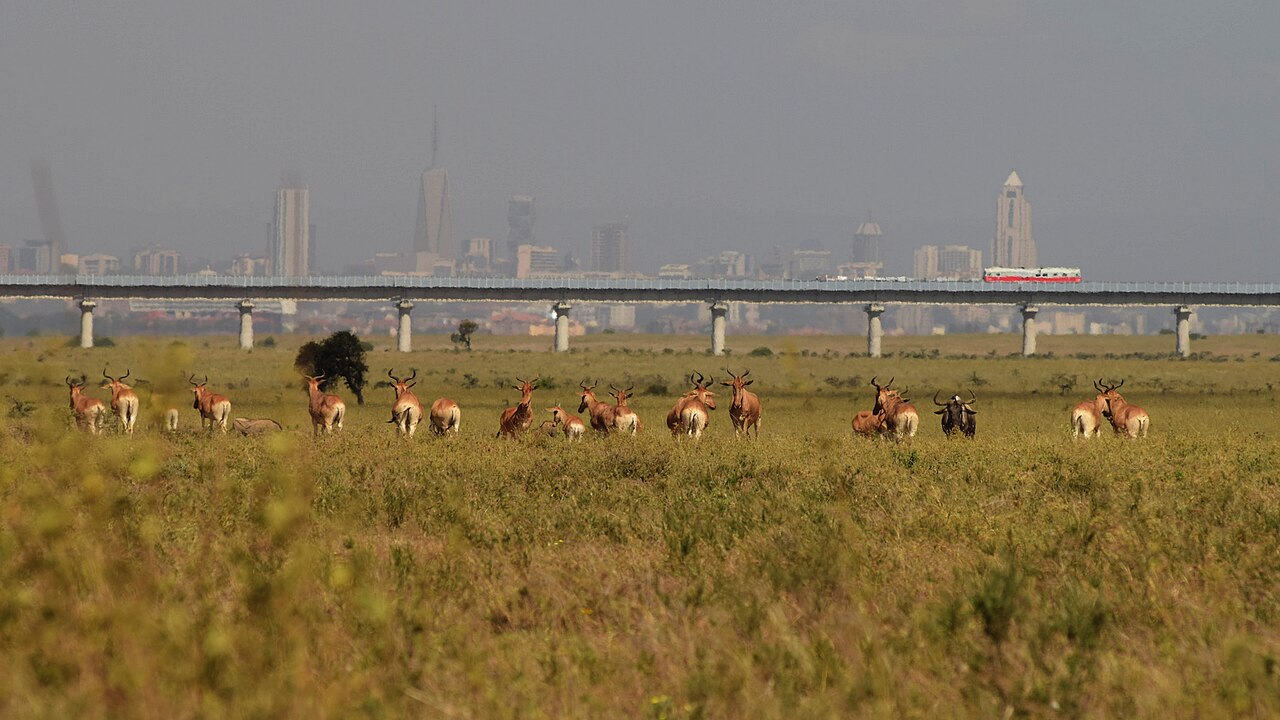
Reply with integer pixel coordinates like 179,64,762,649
578,382,616,434
66,375,106,434
233,417,284,435
720,368,762,438
387,369,424,437
429,395,461,435
548,403,586,440
189,375,232,433
609,385,640,435
304,374,346,436
498,377,538,438
1072,379,1123,439
100,368,140,434
871,376,918,441
1103,390,1150,439
165,407,180,432
851,409,885,437
667,372,716,437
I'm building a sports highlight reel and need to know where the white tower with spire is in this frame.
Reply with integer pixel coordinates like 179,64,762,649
993,171,1036,268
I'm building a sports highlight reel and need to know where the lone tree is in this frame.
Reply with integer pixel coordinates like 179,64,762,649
451,319,478,350
294,330,370,404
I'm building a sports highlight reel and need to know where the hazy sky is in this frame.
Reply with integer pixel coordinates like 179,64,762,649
2,1,1277,280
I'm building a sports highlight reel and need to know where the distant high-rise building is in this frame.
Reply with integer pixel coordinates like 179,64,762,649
590,222,628,273
17,240,51,274
515,244,560,278
269,183,310,276
79,254,120,276
0,244,13,273
133,245,182,275
850,220,885,277
790,249,832,279
993,171,1035,267
915,244,983,279
508,197,535,261
414,168,453,269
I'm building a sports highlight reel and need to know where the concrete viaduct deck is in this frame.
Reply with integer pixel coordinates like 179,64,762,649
4,274,1278,357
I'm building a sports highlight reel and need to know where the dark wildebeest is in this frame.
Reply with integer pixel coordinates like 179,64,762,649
932,390,977,438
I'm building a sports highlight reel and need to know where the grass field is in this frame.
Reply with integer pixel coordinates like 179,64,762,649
2,332,1279,718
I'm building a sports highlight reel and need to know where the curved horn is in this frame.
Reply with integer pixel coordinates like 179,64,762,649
1094,378,1104,392
103,368,112,381
694,370,705,385
742,369,750,378
120,369,129,381
626,385,634,393
933,390,947,406
870,375,881,389
610,383,620,392
723,367,736,380
1115,379,1124,390
388,369,399,382
406,368,416,382
66,376,76,387
966,389,977,404
189,374,199,385
203,375,209,385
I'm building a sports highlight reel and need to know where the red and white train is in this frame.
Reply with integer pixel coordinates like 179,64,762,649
983,266,1081,283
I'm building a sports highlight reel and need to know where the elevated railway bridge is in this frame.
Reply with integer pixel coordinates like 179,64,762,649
3,274,1278,356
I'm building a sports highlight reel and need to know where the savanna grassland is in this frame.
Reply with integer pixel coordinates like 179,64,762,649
2,330,1279,718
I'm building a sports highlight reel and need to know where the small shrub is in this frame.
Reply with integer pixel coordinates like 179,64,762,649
748,346,774,357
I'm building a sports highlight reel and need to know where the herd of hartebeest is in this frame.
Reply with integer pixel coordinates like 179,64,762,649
60,368,1151,440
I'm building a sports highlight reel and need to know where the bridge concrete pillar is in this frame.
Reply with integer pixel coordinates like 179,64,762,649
710,302,728,356
1020,304,1039,356
1174,305,1193,357
865,303,885,358
77,299,96,349
237,300,255,350
552,302,571,352
396,300,413,353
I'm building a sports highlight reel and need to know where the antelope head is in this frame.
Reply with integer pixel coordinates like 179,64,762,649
687,371,717,410
101,368,132,393
608,384,634,407
512,376,538,404
388,368,417,399
870,375,896,414
577,381,597,414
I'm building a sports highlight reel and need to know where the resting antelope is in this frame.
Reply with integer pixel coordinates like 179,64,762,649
233,417,283,436
1102,390,1150,439
851,409,885,437
189,375,232,433
609,385,640,435
387,369,423,437
871,376,918,441
720,369,762,438
1072,379,1123,439
100,368,140,434
304,374,346,436
578,382,616,434
498,377,538,438
666,372,716,437
933,390,977,438
548,403,586,440
66,375,106,434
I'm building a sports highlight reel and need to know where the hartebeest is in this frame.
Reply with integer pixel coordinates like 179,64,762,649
667,372,717,437
165,407,180,432
189,375,232,433
304,374,346,436
609,385,640,435
1103,389,1150,439
547,403,586,440
871,376,918,441
933,390,977,438
387,369,423,437
578,382,616,434
720,369,762,438
100,368,140,434
1072,379,1123,439
851,409,886,437
429,395,461,435
498,377,538,438
233,417,283,435
66,375,105,434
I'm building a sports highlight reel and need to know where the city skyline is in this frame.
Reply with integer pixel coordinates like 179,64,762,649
1,3,1277,282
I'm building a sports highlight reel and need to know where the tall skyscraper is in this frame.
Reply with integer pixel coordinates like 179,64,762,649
269,182,310,276
590,222,628,273
413,111,454,271
508,196,535,261
992,171,1036,267
850,220,885,277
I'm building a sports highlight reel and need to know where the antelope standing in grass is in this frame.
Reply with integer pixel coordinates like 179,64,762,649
498,377,538,438
1072,379,1122,439
578,382,616,434
189,375,232,433
1103,390,1150,439
871,376,918,442
165,407,180,432
666,372,716,437
933,390,977,438
721,369,762,438
429,395,461,436
851,409,885,438
304,374,346,436
609,385,640,435
548,403,586,440
387,369,423,437
100,368,140,434
66,376,105,434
